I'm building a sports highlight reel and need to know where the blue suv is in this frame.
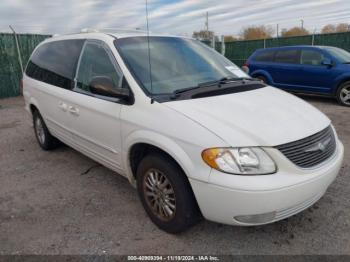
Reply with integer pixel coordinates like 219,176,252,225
246,45,350,106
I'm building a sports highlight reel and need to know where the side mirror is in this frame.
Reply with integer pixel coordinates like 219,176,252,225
322,58,333,67
89,76,130,100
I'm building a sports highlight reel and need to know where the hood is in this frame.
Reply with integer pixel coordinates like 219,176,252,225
164,86,330,147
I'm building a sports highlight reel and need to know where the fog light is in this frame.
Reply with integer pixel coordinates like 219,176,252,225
234,211,276,224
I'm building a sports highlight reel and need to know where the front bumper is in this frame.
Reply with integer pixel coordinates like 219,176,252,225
189,140,344,226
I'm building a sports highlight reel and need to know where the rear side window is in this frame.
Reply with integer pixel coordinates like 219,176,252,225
301,50,324,66
26,39,84,89
254,50,275,62
274,49,300,64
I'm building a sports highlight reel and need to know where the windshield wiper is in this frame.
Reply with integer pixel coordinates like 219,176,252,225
170,77,263,100
198,77,261,87
171,77,261,99
196,77,230,87
171,78,228,98
172,85,204,96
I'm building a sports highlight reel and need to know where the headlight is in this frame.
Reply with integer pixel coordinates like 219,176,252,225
202,147,276,175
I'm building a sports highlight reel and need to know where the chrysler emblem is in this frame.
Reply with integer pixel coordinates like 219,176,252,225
304,137,331,153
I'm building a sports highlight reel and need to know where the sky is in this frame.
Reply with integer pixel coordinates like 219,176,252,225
0,0,349,36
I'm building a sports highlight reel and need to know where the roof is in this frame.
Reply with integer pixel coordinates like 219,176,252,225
255,45,335,52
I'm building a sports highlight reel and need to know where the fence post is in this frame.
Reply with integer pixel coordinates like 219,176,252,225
221,35,225,56
211,35,215,49
9,25,24,75
263,38,266,48
311,28,316,46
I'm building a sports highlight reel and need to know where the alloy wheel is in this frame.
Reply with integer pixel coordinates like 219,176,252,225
35,117,45,145
143,168,176,221
340,85,350,106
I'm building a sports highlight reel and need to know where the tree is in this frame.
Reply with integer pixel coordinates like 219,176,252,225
240,25,273,40
281,27,309,37
224,35,238,42
336,23,349,32
322,23,349,34
192,30,216,40
322,24,336,34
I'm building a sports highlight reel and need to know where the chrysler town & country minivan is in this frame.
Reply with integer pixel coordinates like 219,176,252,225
23,31,344,233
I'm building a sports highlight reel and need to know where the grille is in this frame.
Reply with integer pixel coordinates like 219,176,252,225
276,126,336,168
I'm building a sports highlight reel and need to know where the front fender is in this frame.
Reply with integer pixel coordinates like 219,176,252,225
122,130,210,186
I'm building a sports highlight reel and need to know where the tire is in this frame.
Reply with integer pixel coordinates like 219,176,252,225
33,110,60,150
136,153,201,233
336,81,350,107
256,75,268,84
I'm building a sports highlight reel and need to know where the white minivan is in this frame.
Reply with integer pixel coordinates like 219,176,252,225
23,31,344,233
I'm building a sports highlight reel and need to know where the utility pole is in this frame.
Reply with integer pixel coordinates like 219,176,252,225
300,19,304,29
276,24,279,38
205,12,209,40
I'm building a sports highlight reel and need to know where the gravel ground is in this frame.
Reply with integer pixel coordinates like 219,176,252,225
0,95,349,255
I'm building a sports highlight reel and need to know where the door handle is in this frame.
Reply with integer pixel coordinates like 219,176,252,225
68,106,80,116
58,102,68,112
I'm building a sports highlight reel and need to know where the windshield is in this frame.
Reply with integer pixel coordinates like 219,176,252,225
115,36,249,95
323,46,350,63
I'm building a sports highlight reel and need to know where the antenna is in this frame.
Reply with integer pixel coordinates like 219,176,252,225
145,0,154,103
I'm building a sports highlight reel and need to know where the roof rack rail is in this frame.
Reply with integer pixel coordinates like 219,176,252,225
80,27,148,34
80,28,99,33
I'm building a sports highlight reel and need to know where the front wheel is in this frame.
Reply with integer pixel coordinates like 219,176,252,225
336,81,350,107
136,153,201,233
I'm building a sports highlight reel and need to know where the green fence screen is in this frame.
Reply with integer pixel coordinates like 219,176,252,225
0,33,50,98
1,31,350,98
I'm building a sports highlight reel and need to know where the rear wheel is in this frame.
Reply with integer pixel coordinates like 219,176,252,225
33,110,60,150
336,81,350,107
136,153,200,233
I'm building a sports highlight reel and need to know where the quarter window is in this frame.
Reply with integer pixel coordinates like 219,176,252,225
76,42,122,92
26,40,84,89
274,49,300,64
301,50,324,66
